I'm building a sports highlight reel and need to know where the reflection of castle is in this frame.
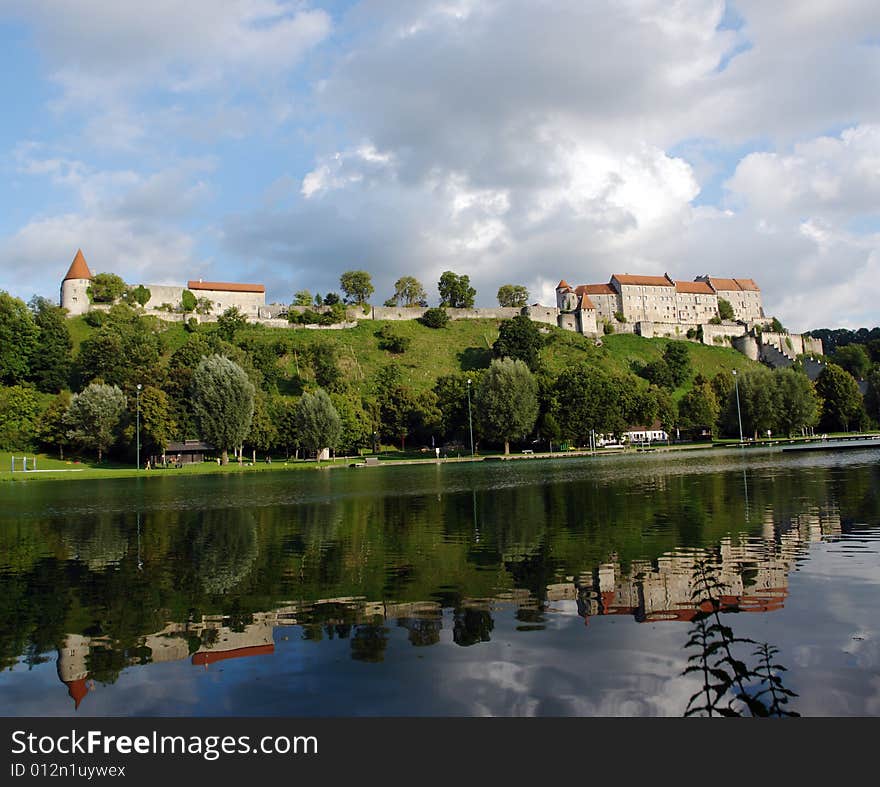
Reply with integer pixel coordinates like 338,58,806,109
57,503,843,707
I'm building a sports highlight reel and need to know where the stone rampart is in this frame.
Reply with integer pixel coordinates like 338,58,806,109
701,322,747,346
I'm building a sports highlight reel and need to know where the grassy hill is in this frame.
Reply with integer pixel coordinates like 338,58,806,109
69,313,761,399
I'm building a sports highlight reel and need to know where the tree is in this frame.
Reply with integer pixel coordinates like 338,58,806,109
0,385,40,450
717,298,734,321
323,292,341,306
29,296,72,392
475,358,539,454
866,367,880,425
126,285,151,308
830,345,871,380
64,383,127,461
496,284,529,308
181,289,197,314
293,290,313,307
376,325,411,354
493,314,543,371
295,389,342,459
388,276,427,307
679,381,720,434
640,358,674,389
434,372,480,442
815,363,865,433
191,355,255,464
216,306,248,341
420,307,449,328
553,365,633,442
38,391,71,459
771,317,786,334
438,271,476,308
87,273,127,303
0,291,39,386
339,271,374,305
728,367,779,439
307,341,344,392
775,368,820,436
663,342,692,387
137,386,176,457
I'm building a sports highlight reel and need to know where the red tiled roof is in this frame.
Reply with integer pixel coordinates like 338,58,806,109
704,277,741,292
578,293,595,310
187,280,265,293
735,278,760,292
579,283,617,295
65,678,89,710
63,249,93,281
557,279,570,290
612,274,673,287
675,281,714,294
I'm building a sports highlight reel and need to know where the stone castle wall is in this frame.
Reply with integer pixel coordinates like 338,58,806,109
701,322,748,346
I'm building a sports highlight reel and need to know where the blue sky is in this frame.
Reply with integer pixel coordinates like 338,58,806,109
1,1,879,331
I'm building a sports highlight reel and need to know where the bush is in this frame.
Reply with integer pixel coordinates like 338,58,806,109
686,328,697,339
614,311,627,323
603,320,614,335
376,325,411,354
420,307,449,328
83,310,106,328
709,316,721,325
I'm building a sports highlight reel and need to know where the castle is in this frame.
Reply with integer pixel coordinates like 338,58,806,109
59,250,822,363
60,249,267,318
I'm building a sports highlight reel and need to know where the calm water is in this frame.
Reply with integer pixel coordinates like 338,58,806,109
1,448,878,717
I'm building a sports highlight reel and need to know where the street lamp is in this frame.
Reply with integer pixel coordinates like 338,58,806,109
466,378,474,457
136,383,142,470
732,369,744,445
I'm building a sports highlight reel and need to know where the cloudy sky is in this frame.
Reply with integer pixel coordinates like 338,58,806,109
1,0,879,332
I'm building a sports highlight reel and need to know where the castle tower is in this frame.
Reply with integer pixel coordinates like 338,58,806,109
60,249,93,315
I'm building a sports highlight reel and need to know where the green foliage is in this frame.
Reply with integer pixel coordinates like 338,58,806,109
293,290,313,307
553,365,642,441
307,341,344,391
216,306,248,342
195,297,213,315
663,342,692,387
614,311,626,323
475,358,539,453
295,389,342,458
191,355,255,463
717,298,734,321
0,291,39,386
376,325,411,354
496,284,529,308
323,292,341,306
181,290,197,313
388,276,427,307
38,391,72,458
724,367,778,438
866,367,880,424
0,385,41,449
434,373,479,442
87,273,127,303
126,285,151,307
420,307,449,329
137,386,176,456
288,303,346,325
246,391,278,452
602,320,614,335
709,316,722,325
29,296,72,392
339,270,374,305
640,357,674,389
492,314,543,371
329,390,374,454
770,317,785,333
438,271,476,308
815,363,866,432
830,344,871,380
64,382,127,461
679,380,720,432
774,368,820,436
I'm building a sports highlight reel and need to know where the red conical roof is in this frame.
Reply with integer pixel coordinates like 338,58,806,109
63,249,93,281
65,679,89,710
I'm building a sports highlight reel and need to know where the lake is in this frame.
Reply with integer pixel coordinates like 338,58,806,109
1,448,878,717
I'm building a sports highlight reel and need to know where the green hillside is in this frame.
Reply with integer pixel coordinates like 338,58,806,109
69,313,760,398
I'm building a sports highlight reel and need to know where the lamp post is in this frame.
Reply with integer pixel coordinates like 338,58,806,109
136,383,142,470
466,378,474,457
732,369,744,444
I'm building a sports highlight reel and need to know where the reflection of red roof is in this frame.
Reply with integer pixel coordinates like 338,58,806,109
191,644,274,666
579,283,617,295
65,679,89,710
63,249,93,281
187,280,265,293
612,274,673,287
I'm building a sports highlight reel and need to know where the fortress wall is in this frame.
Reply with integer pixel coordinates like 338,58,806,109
638,321,699,340
701,323,747,346
802,336,824,356
761,331,802,357
143,285,185,311
370,306,523,321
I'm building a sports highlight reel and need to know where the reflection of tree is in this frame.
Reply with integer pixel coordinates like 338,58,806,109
61,513,128,570
683,561,798,717
187,509,259,595
453,607,494,647
351,622,389,662
399,616,441,647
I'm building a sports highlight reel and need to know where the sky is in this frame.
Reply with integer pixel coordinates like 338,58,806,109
1,0,879,333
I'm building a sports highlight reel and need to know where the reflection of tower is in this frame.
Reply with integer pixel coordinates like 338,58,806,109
59,249,93,316
56,634,92,710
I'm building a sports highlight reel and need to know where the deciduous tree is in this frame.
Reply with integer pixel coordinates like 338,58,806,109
340,271,374,305
496,284,529,308
295,389,342,459
65,383,127,462
191,355,255,464
438,271,476,308
475,358,539,454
